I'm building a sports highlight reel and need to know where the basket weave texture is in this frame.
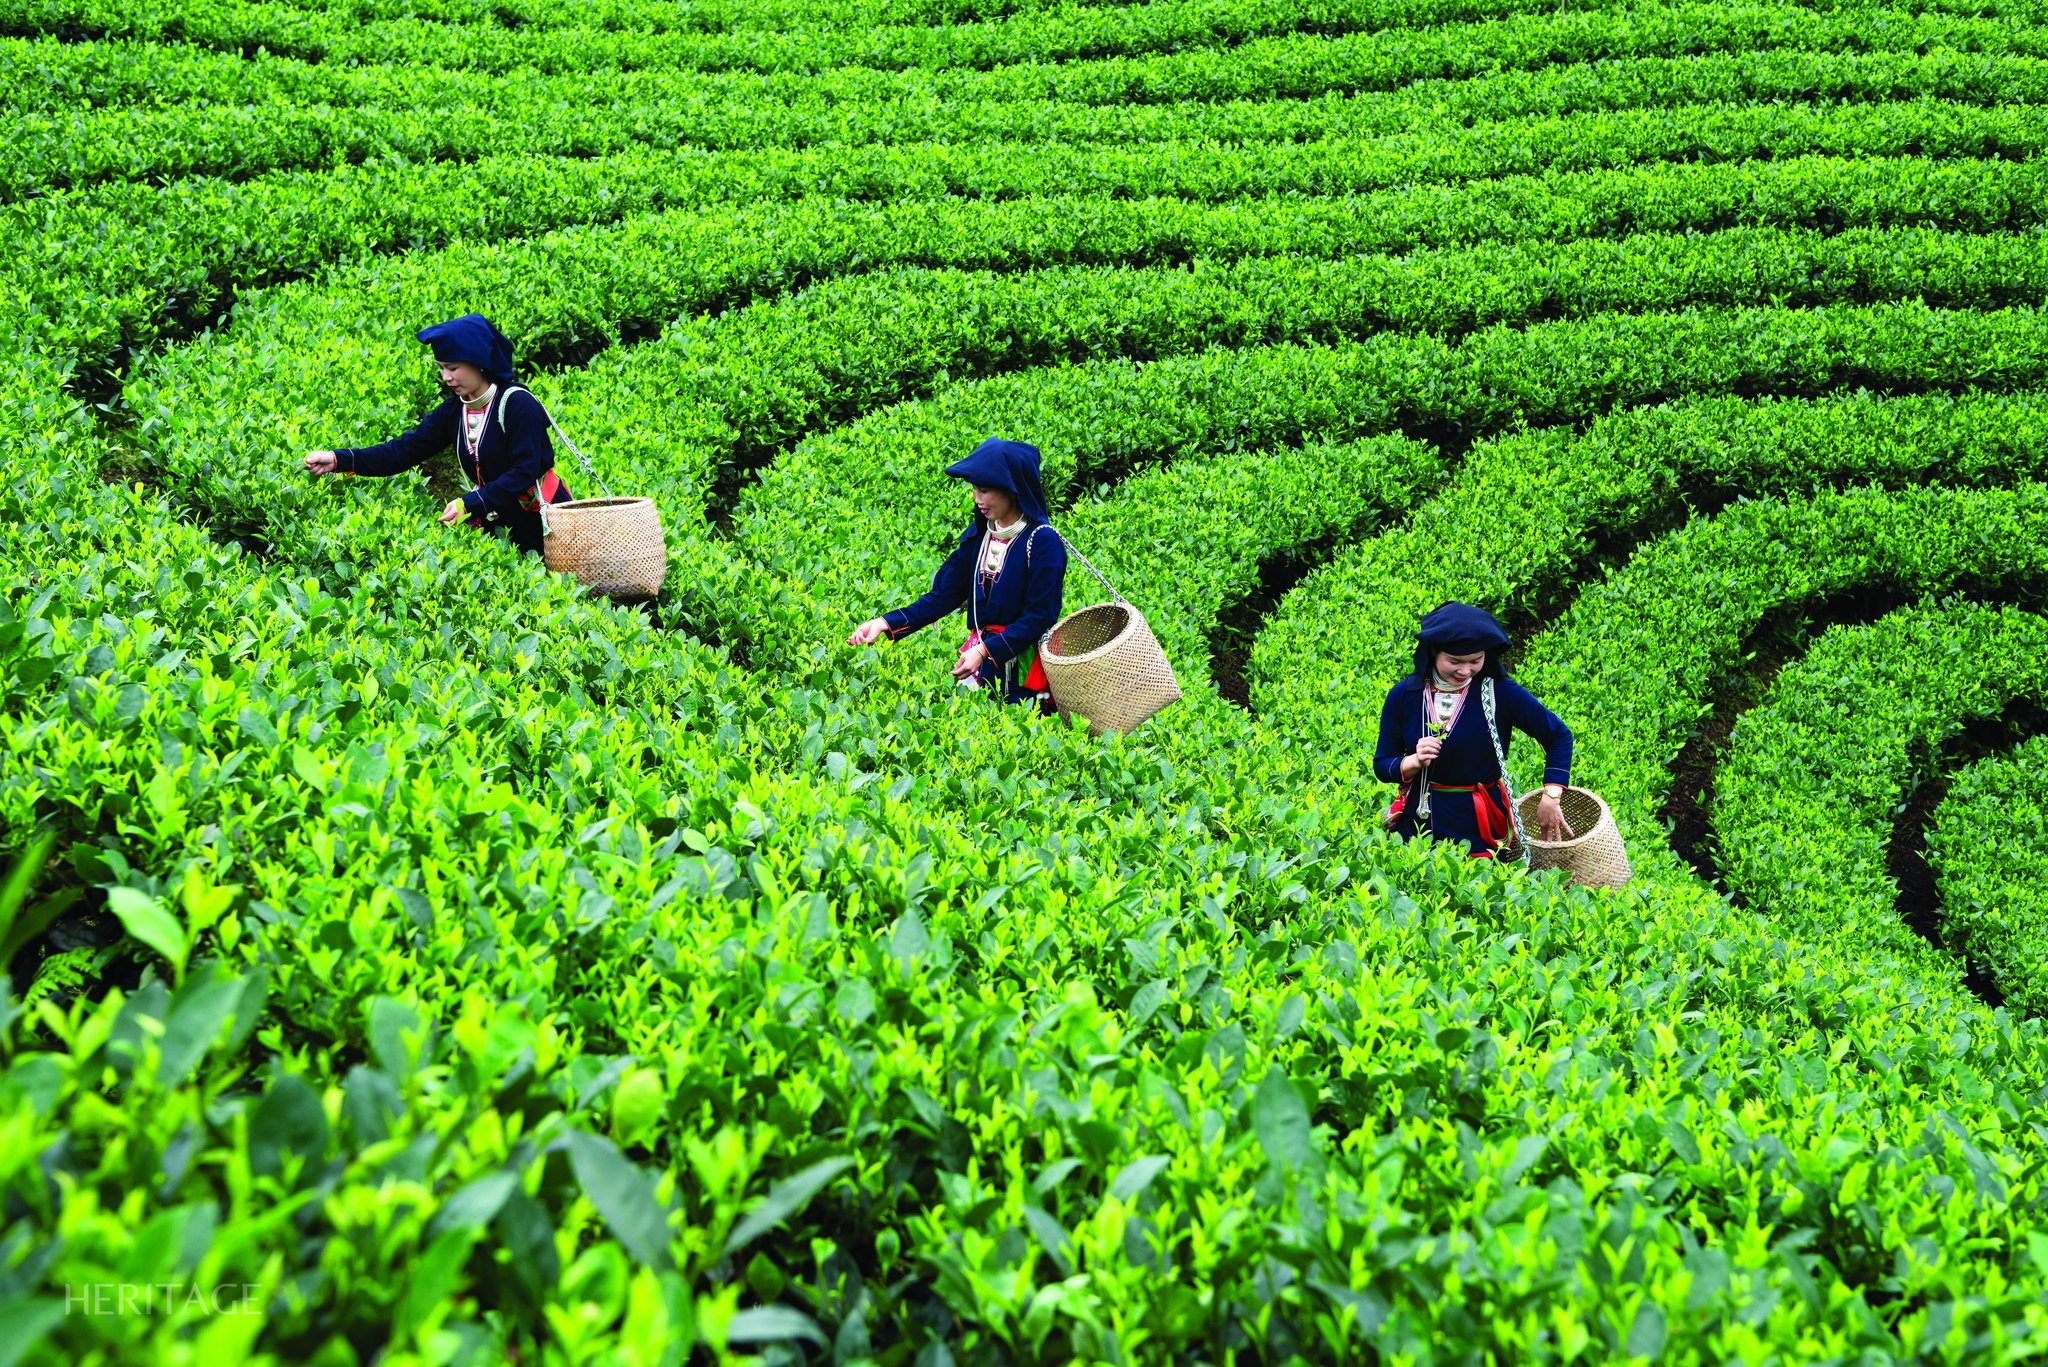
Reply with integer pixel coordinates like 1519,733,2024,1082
1514,786,1632,887
543,497,667,602
1040,602,1181,735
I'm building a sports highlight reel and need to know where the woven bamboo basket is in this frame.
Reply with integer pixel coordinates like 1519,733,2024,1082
542,496,667,602
1040,601,1181,735
1513,786,1632,887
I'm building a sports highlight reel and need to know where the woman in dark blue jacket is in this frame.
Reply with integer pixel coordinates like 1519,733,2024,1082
1374,602,1576,855
303,314,570,555
848,438,1069,707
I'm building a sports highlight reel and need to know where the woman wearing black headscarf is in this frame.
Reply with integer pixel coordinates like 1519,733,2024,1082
303,313,570,555
847,437,1069,707
1374,602,1576,854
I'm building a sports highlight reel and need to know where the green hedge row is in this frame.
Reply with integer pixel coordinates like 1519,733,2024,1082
116,180,2048,552
1253,384,2048,759
121,275,2048,857
1928,737,2048,1015
0,0,1619,82
731,302,2048,664
5,0,2024,88
0,0,1106,41
106,194,2048,836
1715,591,2048,963
1522,482,2048,878
22,96,2048,361
12,41,2035,198
92,251,2048,987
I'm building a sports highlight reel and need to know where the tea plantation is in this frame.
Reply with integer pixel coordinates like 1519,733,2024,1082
7,0,2048,1361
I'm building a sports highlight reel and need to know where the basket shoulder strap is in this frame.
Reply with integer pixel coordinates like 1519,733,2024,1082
1048,525,1123,604
1025,522,1061,567
1481,678,1530,853
496,385,613,500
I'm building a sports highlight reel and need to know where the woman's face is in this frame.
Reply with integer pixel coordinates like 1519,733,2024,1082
971,483,1019,524
1434,649,1486,686
438,360,489,397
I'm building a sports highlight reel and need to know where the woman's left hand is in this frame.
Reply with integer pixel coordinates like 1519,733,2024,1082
1536,793,1575,842
951,642,989,680
438,498,468,525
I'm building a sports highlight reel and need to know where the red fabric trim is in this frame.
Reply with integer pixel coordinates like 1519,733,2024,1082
1471,781,1513,850
962,624,1048,693
1423,682,1469,736
518,468,563,512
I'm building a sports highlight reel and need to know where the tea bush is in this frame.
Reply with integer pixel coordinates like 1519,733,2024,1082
1716,599,2048,964
10,0,2048,1361
1929,737,2048,1015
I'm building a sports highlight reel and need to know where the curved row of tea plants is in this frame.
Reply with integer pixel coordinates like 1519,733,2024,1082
0,0,1636,82
1519,483,2048,874
732,302,2048,666
1928,737,2048,1016
26,96,2048,362
8,14,2040,197
6,0,2022,95
135,217,2048,584
1253,383,2048,739
1715,596,2048,964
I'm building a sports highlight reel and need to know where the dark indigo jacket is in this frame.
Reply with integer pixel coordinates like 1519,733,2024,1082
1374,674,1573,852
883,520,1068,702
334,388,568,554
882,438,1068,703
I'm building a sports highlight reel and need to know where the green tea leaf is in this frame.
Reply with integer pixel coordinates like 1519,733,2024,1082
1022,1205,1074,1276
1685,1248,1731,1311
563,1129,673,1271
1127,978,1169,1026
0,1298,64,1367
724,1305,827,1348
367,997,427,1082
833,977,875,1025
725,1156,852,1256
105,886,189,976
890,907,929,971
236,708,279,747
248,1073,329,1180
1663,1117,1701,1165
1109,1154,1171,1202
430,1171,520,1235
1625,1303,1667,1359
610,1067,666,1147
157,969,242,1086
1253,1065,1312,1175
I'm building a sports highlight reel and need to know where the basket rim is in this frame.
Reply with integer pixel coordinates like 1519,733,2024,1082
547,496,658,512
1041,601,1142,668
1513,784,1614,851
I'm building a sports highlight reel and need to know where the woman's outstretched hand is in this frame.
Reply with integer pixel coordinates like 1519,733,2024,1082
303,450,338,476
1536,793,1575,842
438,498,468,525
848,618,890,646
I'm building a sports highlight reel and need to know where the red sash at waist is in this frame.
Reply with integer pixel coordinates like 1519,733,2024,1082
964,624,1049,693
